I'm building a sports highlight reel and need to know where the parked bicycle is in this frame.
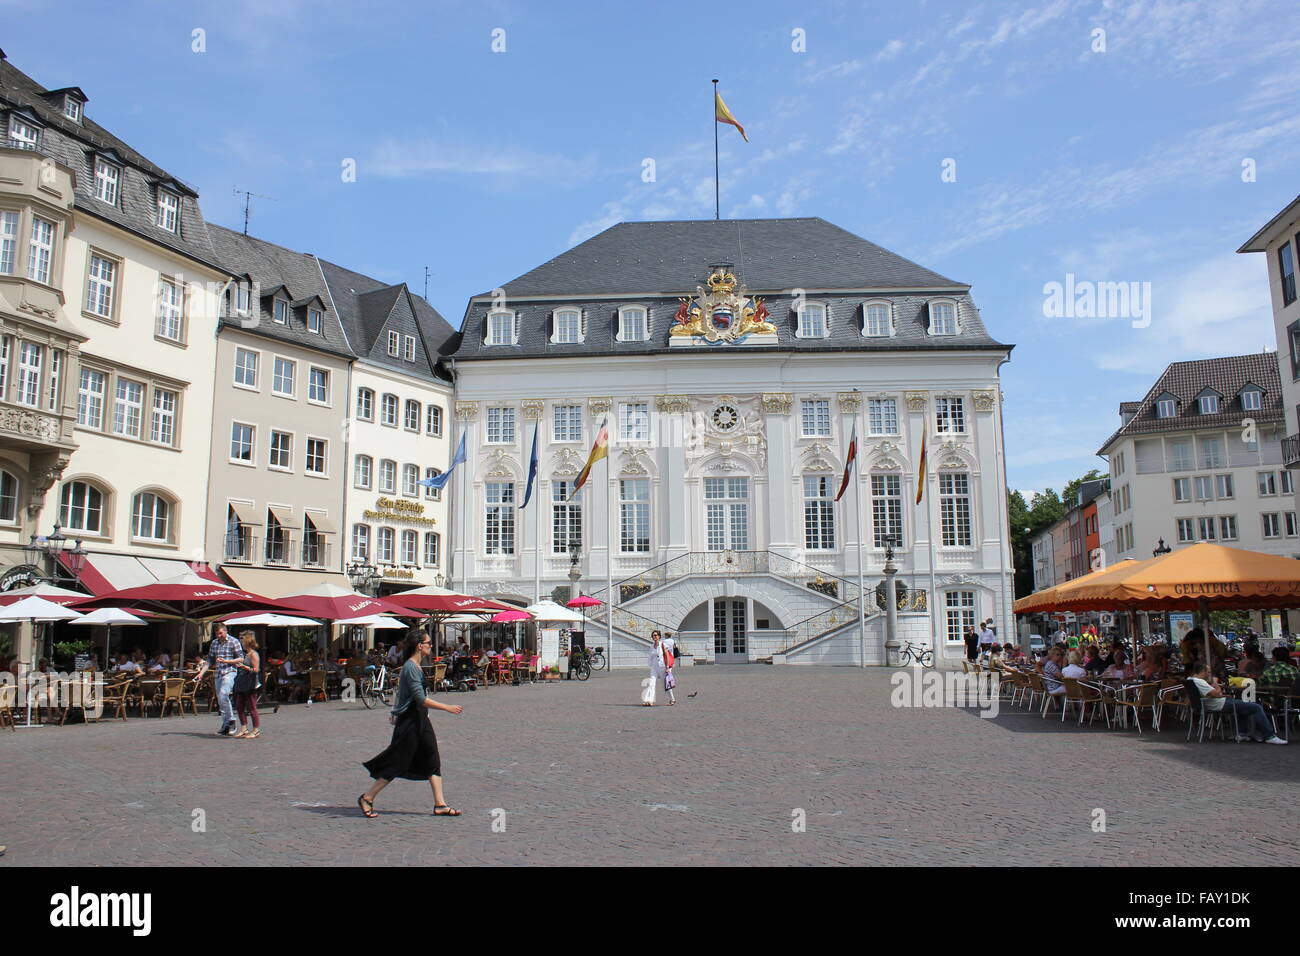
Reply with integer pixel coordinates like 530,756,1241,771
588,645,607,671
897,640,935,668
359,663,397,709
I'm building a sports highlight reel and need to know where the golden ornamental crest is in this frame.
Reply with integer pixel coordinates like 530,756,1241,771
670,268,777,345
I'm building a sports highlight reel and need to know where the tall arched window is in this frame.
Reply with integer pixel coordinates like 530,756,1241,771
60,480,105,535
132,491,172,542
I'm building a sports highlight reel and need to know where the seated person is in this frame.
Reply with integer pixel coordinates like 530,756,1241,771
1041,648,1068,697
1237,648,1265,680
1061,650,1088,679
988,643,1004,665
156,651,171,670
501,645,515,658
115,654,140,673
1101,649,1133,680
147,658,165,672
1188,663,1285,744
1261,647,1299,686
1083,646,1107,674
1135,646,1167,681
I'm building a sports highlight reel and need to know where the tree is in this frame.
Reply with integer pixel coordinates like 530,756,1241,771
1008,470,1109,599
1062,469,1106,509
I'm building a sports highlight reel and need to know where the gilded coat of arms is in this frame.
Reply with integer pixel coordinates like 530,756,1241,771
670,269,777,345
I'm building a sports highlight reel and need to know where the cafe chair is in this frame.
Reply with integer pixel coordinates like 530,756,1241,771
308,669,327,703
1257,678,1296,742
1181,679,1238,742
180,678,202,716
1112,681,1160,735
0,681,16,731
157,678,186,718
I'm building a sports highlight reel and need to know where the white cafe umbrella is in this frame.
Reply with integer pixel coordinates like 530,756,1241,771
337,614,406,629
226,613,324,627
0,596,84,729
69,607,146,672
524,600,585,623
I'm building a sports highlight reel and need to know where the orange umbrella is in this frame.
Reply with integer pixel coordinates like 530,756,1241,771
1012,559,1143,615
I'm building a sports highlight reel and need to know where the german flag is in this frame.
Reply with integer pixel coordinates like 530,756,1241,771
569,418,609,501
834,423,857,502
915,428,927,505
715,90,748,142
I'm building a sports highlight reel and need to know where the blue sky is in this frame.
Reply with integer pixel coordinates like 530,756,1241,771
5,0,1299,498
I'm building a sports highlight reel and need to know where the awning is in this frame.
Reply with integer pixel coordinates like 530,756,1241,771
229,501,262,526
267,505,297,529
65,553,224,596
221,566,352,599
304,512,337,535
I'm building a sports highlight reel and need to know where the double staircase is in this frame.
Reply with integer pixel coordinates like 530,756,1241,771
582,551,928,663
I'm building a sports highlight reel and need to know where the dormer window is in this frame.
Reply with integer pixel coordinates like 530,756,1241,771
64,96,82,122
863,300,893,337
403,335,416,361
552,308,583,344
387,331,400,355
929,300,958,335
156,190,179,233
1198,394,1219,415
7,114,40,150
307,308,322,334
797,302,828,338
618,307,647,342
1156,398,1176,419
1241,388,1262,411
486,310,516,346
93,158,120,205
273,299,289,324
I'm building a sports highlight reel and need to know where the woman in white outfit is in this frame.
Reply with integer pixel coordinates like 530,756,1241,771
643,631,666,706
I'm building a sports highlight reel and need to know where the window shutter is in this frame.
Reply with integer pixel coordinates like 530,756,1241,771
645,308,652,339
547,310,555,343
483,314,491,346
580,309,587,341
513,311,520,344
824,305,831,335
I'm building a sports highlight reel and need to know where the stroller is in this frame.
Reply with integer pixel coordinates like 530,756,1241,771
439,653,478,692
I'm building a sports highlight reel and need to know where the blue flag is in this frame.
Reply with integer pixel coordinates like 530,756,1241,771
419,430,466,490
520,423,540,509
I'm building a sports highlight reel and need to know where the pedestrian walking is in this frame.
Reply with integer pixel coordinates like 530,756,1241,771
359,631,464,819
207,623,244,737
231,630,262,739
964,627,979,662
642,631,667,706
661,631,678,706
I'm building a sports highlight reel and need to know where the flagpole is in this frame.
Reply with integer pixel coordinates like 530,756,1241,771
458,431,467,594
925,474,938,653
853,443,866,668
712,78,720,221
605,452,614,642
534,471,542,605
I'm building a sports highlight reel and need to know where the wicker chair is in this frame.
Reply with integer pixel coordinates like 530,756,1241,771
0,680,17,731
180,678,202,716
1257,678,1296,741
157,678,186,717
308,669,327,702
1062,678,1107,725
474,657,490,689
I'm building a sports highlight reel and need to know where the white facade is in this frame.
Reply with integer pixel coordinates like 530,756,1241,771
344,362,452,591
452,350,1014,666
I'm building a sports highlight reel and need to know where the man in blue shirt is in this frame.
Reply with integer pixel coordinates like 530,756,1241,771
206,623,244,736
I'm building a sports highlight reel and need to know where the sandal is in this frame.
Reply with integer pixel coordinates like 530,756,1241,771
433,805,462,816
245,729,261,739
232,729,249,738
358,795,377,818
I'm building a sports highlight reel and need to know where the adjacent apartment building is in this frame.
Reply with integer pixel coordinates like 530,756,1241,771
1238,198,1300,517
1098,353,1296,561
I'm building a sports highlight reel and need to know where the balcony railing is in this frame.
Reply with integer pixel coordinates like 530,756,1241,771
1284,433,1300,468
224,533,259,564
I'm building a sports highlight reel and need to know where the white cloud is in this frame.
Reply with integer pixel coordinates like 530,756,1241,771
875,39,905,61
567,202,629,247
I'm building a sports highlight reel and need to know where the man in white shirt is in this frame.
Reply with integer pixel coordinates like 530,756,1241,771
977,621,996,657
1189,664,1285,744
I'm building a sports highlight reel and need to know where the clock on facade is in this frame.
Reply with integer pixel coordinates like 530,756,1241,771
712,404,740,431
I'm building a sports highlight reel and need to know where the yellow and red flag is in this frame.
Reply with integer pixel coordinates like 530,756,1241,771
569,417,609,500
834,423,857,502
715,90,748,142
915,429,927,505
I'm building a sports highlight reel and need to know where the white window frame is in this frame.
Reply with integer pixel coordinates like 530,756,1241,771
64,96,82,122
0,210,18,275
387,330,400,355
402,463,419,498
8,115,40,150
305,437,328,477
486,311,516,346
354,455,373,490
93,158,120,206
484,482,516,555
553,404,582,443
618,402,650,442
272,357,296,398
424,532,441,568
863,300,893,337
77,368,106,429
486,406,517,444
352,524,371,562
233,348,259,390
356,387,374,421
112,377,145,438
938,471,973,547
274,298,289,325
156,277,184,342
403,335,416,361
426,404,443,437
797,302,828,339
230,422,255,465
269,430,293,472
802,475,835,551
1241,389,1262,411
28,216,55,284
380,393,398,427
404,399,420,431
935,396,966,434
619,478,651,553
1156,398,1176,419
131,492,172,544
800,399,831,438
552,308,582,344
379,459,397,494
1198,394,1219,415
150,388,177,446
929,299,958,336
307,307,322,334
84,252,118,320
617,306,648,343
156,190,179,233
307,367,330,405
867,398,898,436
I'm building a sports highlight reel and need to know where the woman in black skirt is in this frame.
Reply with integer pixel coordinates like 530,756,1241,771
359,631,463,818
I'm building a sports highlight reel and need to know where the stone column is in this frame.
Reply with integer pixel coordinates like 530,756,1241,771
657,395,690,560
454,401,479,592
761,393,794,555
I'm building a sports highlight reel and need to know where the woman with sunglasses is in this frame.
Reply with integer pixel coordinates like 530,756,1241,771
359,629,464,819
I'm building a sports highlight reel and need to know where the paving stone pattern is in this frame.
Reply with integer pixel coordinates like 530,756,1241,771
1,668,1295,866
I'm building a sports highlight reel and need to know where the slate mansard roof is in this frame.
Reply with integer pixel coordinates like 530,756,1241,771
1096,352,1285,455
453,217,1010,360
0,54,224,273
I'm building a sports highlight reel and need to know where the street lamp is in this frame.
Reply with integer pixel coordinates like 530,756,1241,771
21,524,85,585
346,560,380,595
1152,537,1172,557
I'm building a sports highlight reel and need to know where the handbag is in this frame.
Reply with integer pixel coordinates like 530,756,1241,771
664,670,676,691
232,667,255,695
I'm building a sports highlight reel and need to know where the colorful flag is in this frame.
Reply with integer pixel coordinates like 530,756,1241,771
715,90,748,142
419,430,466,490
569,417,609,500
915,429,927,505
834,422,857,502
520,423,540,509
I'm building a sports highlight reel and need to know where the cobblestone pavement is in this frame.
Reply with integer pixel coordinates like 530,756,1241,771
2,667,1297,866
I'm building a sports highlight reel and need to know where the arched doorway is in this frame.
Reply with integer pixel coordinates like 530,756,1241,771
680,596,788,664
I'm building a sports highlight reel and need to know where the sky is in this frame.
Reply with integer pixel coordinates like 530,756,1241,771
4,0,1299,499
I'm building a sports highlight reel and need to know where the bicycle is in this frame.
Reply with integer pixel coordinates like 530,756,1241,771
587,646,607,671
359,663,397,709
570,652,592,681
897,640,935,668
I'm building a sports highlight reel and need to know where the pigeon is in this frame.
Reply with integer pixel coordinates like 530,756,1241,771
688,692,698,698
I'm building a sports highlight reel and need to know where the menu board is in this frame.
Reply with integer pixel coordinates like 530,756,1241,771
540,628,561,670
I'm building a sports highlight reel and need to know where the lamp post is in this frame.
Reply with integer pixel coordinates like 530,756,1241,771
567,538,582,603
18,524,88,661
1151,538,1172,645
882,536,900,666
346,560,380,596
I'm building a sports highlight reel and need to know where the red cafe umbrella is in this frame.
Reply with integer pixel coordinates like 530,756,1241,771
275,583,417,622
385,589,517,649
491,610,532,623
73,571,290,664
565,595,603,643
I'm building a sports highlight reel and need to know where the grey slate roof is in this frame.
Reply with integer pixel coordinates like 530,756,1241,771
207,224,353,358
317,257,457,382
1096,352,1285,455
0,56,224,273
454,217,1008,361
486,218,966,297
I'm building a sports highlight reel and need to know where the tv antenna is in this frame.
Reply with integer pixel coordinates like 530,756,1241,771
233,188,277,235
423,266,432,300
